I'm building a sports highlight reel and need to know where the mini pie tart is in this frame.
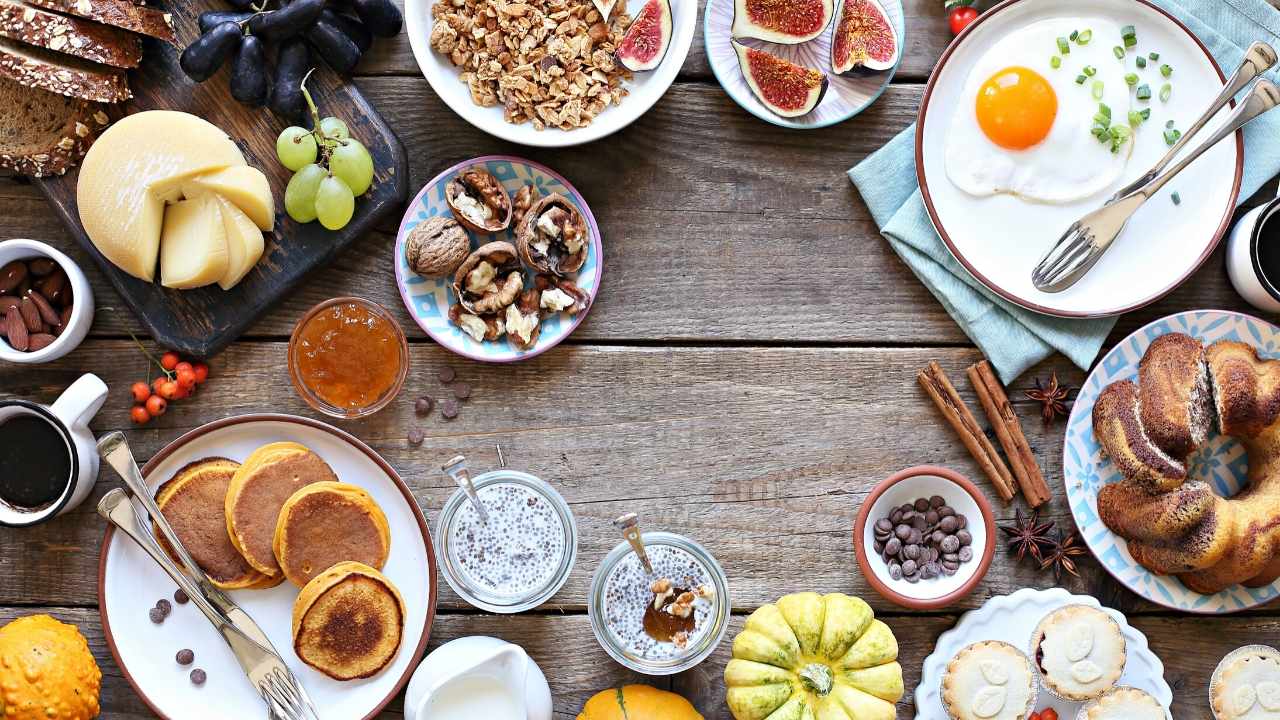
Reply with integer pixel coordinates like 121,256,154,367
1030,604,1125,701
1083,686,1166,719
1212,646,1280,719
941,640,1036,720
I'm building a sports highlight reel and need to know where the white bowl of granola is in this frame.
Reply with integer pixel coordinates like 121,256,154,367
406,0,696,146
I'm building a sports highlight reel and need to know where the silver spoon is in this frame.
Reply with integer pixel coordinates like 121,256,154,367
442,454,488,524
614,512,653,574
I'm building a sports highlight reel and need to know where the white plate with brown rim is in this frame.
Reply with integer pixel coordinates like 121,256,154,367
916,0,1242,318
97,414,437,720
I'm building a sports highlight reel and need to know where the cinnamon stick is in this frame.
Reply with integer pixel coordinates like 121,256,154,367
917,361,1016,502
966,361,1053,508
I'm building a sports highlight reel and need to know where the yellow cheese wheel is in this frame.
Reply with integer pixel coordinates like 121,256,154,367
184,166,275,231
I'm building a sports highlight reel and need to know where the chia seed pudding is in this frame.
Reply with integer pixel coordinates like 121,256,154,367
602,544,716,662
450,482,566,599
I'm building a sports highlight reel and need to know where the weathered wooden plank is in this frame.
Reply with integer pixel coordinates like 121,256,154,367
1,81,1268,347
3,607,1272,718
0,342,1262,616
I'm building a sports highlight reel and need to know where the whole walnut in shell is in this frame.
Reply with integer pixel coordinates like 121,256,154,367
405,216,470,278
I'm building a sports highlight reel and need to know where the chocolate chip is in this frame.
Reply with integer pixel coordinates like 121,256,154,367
958,529,972,546
925,509,940,525
174,589,189,604
908,529,923,545
875,518,893,533
957,514,967,529
407,428,424,446
901,559,917,576
884,538,901,556
921,562,939,579
190,669,207,686
938,505,956,517
438,367,456,383
894,524,911,540
931,530,946,545
903,544,920,560
156,599,172,617
176,649,194,665
959,546,973,563
939,515,958,533
888,562,902,580
914,498,930,512
901,510,917,522
452,382,472,399
930,495,946,508
441,399,459,419
911,516,927,531
149,607,165,624
905,572,920,583
415,397,434,416
942,562,959,575
943,552,959,562
899,503,914,514
941,535,961,553
873,539,885,554
889,508,903,524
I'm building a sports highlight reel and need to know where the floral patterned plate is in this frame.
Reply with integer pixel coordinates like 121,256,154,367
1063,310,1280,613
394,156,602,363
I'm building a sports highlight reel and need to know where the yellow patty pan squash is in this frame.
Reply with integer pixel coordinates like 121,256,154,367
0,614,101,720
725,592,902,720
578,685,704,719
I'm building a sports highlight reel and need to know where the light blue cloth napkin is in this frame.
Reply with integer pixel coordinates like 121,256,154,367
849,0,1280,384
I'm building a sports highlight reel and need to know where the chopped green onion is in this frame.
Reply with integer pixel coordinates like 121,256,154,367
1092,80,1105,99
1069,30,1078,41
1075,74,1087,85
1149,51,1160,60
1166,119,1175,128
1057,37,1070,54
1050,55,1062,69
1164,127,1182,145
1160,63,1172,77
1097,102,1111,118
1076,29,1092,44
1128,110,1145,126
1122,31,1137,48
1125,72,1139,86
1136,56,1147,69
1159,83,1171,102
1136,83,1151,100
1084,65,1097,77
1113,46,1126,59
1139,108,1150,120
1172,192,1181,205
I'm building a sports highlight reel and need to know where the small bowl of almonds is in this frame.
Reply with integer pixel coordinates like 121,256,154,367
854,465,995,610
0,239,93,364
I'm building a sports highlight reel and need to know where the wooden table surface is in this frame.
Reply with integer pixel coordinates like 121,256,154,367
2,1,1277,717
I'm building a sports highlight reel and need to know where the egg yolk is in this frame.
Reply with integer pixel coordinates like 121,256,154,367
975,66,1058,150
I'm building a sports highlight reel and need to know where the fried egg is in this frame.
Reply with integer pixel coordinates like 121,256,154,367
945,18,1134,204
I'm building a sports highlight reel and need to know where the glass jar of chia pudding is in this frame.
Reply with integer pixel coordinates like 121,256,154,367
588,532,730,675
435,470,577,613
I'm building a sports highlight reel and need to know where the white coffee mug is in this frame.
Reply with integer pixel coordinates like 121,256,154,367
0,373,108,527
1226,195,1280,314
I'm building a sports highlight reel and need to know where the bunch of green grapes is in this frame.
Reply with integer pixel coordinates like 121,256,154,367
275,73,375,230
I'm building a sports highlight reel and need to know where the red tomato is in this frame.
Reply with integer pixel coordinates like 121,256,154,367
949,5,978,35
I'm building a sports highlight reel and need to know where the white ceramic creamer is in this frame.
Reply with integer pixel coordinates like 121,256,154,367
404,636,552,720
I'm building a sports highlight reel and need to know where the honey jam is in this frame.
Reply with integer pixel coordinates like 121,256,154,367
291,300,404,415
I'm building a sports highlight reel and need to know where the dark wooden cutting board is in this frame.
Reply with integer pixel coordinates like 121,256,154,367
35,5,409,358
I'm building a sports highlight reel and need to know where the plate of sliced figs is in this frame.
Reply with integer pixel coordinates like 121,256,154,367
394,156,602,362
705,0,904,128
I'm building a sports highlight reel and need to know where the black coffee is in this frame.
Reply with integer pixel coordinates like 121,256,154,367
0,415,71,511
1257,208,1280,291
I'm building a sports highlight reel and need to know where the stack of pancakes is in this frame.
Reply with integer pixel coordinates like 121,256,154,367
152,441,404,680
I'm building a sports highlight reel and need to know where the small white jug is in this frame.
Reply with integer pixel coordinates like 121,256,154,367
0,373,107,527
404,636,552,720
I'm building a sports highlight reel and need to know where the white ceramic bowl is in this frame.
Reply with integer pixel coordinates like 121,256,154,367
0,239,93,364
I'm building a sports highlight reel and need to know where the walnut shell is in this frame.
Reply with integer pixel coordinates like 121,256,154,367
535,274,590,315
451,241,524,315
405,216,470,278
516,193,589,277
505,288,542,351
445,167,512,233
448,303,505,342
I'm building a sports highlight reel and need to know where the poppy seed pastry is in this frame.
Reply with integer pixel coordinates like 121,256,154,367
1092,334,1280,593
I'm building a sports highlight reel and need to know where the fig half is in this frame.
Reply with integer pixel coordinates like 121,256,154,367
732,41,827,118
516,194,589,276
830,0,898,74
616,0,672,72
731,0,832,44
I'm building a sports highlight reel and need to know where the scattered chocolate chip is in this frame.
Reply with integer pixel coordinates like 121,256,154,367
874,518,893,534
901,559,917,576
959,546,973,563
408,428,424,446
441,399,459,419
149,607,165,624
939,515,958,533
415,397,434,416
941,535,961,554
913,498,930,512
156,599,172,617
957,529,972,546
930,495,946,509
176,649,194,665
888,562,902,580
438,367,456,383
452,382,472,399
174,589,189,604
190,669,207,686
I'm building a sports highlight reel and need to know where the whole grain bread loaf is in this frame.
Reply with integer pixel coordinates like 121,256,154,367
0,36,129,102
0,75,110,176
0,0,143,68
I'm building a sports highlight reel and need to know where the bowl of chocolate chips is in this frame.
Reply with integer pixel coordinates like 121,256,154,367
853,465,995,609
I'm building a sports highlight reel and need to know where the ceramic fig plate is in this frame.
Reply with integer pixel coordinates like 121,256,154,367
394,156,603,363
98,415,437,720
704,0,904,129
916,588,1173,718
1064,310,1280,613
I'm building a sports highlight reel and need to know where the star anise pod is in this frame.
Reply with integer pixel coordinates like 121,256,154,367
1040,528,1088,580
1025,371,1072,426
998,508,1056,564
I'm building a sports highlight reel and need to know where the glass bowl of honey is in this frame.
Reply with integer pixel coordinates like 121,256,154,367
288,297,409,419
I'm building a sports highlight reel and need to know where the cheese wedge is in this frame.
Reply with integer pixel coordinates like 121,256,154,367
159,194,229,289
77,111,245,282
213,195,265,290
183,166,275,231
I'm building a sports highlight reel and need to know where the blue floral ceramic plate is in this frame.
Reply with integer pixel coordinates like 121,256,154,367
394,156,602,363
1064,310,1280,613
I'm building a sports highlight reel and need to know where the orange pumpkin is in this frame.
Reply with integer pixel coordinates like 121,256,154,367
578,685,703,720
0,615,101,720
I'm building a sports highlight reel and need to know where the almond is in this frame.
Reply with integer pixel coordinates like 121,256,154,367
6,307,28,351
0,295,18,313
27,289,60,327
27,333,56,351
27,258,57,277
18,296,40,332
0,261,26,294
37,269,66,305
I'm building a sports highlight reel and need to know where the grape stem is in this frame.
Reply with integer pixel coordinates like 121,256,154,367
299,69,345,166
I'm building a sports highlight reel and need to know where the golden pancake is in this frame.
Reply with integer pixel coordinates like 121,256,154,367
154,457,275,590
292,561,405,681
273,482,391,588
224,442,338,578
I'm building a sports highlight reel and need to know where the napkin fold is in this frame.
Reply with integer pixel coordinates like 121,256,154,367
849,0,1280,385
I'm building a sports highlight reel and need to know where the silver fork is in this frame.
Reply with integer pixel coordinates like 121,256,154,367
1032,43,1280,293
97,432,320,720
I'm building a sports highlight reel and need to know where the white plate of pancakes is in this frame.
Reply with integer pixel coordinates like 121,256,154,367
916,0,1242,317
1064,310,1280,613
98,414,437,719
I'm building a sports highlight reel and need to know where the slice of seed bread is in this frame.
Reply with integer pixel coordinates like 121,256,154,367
0,75,111,176
0,0,142,68
23,0,174,42
0,36,130,102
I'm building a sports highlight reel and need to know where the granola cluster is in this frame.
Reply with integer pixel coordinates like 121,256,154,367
429,0,635,130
